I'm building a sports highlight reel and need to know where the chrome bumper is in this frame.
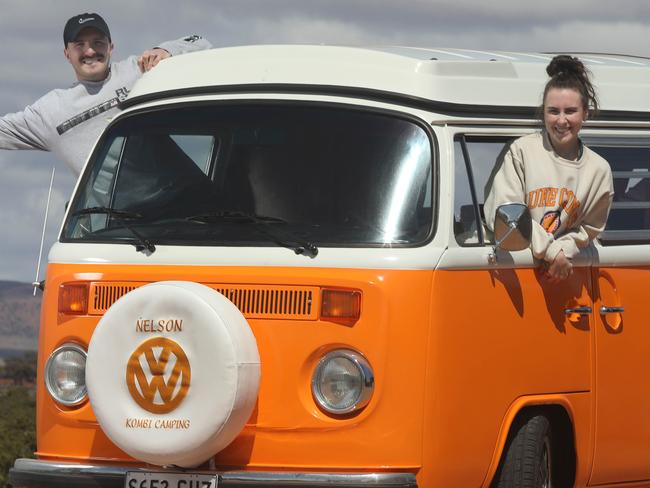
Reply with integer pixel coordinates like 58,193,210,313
9,458,418,488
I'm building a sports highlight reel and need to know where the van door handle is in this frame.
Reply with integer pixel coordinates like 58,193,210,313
600,306,625,314
564,306,592,315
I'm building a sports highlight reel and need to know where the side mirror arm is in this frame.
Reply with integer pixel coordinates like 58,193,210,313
489,203,533,263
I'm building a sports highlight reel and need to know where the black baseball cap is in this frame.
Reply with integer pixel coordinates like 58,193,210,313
63,13,111,45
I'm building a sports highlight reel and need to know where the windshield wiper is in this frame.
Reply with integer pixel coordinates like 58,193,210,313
71,206,156,254
187,210,319,258
187,210,286,224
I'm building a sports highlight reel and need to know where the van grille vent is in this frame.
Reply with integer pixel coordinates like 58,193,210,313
88,282,318,320
90,283,140,315
213,286,316,319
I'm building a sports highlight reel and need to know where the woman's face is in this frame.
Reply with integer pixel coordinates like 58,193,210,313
543,88,587,156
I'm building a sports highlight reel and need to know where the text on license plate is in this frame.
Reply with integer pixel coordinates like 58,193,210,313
126,471,218,488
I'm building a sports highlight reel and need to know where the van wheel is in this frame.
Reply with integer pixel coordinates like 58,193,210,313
492,412,553,488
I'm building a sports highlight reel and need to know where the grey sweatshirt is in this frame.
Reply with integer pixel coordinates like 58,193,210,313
0,35,211,176
484,132,614,261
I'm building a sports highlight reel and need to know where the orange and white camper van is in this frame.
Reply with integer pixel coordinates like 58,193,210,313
9,46,650,488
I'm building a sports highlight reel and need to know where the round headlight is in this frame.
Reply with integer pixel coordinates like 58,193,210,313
312,349,374,415
45,343,87,406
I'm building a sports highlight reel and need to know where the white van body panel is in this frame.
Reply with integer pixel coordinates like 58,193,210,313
129,45,650,113
48,242,447,271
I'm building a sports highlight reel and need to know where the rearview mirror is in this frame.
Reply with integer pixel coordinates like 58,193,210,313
494,203,532,252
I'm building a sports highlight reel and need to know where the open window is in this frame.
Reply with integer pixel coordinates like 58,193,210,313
454,134,650,248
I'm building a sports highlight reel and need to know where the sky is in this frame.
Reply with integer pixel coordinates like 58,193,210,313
0,0,649,282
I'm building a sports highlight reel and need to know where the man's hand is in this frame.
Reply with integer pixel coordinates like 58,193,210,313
138,48,171,73
543,250,573,283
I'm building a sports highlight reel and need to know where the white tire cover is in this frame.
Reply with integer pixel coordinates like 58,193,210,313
86,281,260,467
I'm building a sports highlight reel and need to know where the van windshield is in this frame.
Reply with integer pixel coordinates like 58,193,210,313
62,103,433,248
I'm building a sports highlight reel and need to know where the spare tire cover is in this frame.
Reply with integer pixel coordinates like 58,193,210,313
86,281,260,467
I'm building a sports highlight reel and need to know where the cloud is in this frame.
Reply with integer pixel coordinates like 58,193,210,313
177,0,650,27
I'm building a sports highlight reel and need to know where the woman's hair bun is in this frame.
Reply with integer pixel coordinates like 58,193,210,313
542,54,599,115
546,55,585,78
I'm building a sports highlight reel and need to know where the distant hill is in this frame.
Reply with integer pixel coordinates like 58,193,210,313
0,281,40,354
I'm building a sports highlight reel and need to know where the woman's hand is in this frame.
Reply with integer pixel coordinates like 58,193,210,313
543,250,573,283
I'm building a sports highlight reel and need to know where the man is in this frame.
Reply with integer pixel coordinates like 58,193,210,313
0,13,211,176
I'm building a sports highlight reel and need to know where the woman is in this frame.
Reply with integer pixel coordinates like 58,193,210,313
484,55,614,282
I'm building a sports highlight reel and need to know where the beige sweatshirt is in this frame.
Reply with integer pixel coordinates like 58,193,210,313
484,132,614,262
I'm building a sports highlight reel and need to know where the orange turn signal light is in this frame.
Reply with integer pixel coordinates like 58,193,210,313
58,283,89,315
321,288,361,326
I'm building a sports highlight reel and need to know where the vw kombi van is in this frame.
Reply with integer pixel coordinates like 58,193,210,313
9,46,650,488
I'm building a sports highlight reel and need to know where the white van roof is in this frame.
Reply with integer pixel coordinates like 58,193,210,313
124,45,650,120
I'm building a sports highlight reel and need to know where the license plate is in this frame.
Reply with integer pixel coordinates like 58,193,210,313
126,471,218,488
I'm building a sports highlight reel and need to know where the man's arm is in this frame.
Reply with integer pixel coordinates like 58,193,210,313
0,102,49,151
138,35,212,72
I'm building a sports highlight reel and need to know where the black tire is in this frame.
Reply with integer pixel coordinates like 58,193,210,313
492,412,553,488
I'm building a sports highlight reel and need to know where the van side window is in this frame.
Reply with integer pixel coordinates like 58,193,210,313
454,135,515,246
70,136,125,236
589,143,650,245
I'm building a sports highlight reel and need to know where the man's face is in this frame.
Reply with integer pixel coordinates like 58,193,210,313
64,27,113,82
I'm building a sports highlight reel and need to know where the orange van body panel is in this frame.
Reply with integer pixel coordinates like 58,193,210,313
36,261,600,485
590,267,650,484
416,268,593,486
37,263,432,471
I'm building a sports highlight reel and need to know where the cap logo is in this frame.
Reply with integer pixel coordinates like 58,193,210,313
78,17,95,24
126,337,191,414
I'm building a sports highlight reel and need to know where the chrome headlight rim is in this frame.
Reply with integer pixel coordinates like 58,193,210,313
44,343,88,407
311,348,374,415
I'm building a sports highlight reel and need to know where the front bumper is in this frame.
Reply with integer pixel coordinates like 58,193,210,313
9,459,418,488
